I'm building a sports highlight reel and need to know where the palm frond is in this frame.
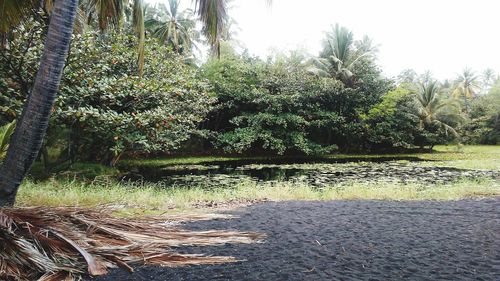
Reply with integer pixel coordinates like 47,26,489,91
416,80,462,138
307,57,332,77
195,0,227,58
0,0,36,31
0,207,265,281
452,67,481,111
0,121,16,161
431,120,459,137
0,0,39,33
83,0,123,31
318,24,377,85
145,1,197,55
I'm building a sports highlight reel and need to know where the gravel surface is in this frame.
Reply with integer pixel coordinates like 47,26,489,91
93,199,500,281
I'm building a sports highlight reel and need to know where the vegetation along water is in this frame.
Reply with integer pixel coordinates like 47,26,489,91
0,1,499,280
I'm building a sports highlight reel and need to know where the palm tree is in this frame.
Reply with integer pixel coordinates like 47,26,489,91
83,0,229,67
133,0,145,76
481,68,496,93
0,0,79,207
416,80,461,136
452,68,481,112
83,0,127,31
310,24,377,86
397,69,418,84
145,0,198,55
195,0,228,58
419,70,433,84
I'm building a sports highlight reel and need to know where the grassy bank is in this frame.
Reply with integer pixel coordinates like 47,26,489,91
16,178,500,213
120,145,500,170
419,145,500,170
16,145,500,213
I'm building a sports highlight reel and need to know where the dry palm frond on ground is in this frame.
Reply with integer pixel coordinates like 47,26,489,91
0,207,265,281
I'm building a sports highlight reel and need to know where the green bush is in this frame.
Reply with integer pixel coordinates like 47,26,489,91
201,51,342,154
0,22,214,164
55,33,214,163
461,82,500,144
362,86,418,150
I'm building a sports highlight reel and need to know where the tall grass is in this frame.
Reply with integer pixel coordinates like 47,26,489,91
17,178,500,212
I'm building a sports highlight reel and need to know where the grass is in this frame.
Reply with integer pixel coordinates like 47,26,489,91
120,156,252,168
16,177,500,214
120,145,500,170
413,145,500,170
16,145,499,214
120,154,419,168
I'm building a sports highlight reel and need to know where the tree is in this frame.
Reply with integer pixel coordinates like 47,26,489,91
481,68,496,94
195,0,228,58
416,81,461,140
463,79,500,144
0,0,79,206
363,87,418,151
145,0,198,55
204,55,342,155
452,68,481,112
396,69,418,85
53,33,214,165
310,24,377,86
2,27,216,165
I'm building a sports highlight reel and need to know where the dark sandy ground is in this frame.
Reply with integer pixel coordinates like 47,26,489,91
92,199,499,281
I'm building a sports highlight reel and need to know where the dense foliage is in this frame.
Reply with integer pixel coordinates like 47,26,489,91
1,21,214,165
200,51,337,154
362,86,419,150
1,17,498,166
199,47,394,154
462,80,500,144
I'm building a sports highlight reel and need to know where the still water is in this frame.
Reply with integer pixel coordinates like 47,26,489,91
123,157,500,189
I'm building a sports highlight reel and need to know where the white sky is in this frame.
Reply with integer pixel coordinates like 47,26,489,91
147,0,500,80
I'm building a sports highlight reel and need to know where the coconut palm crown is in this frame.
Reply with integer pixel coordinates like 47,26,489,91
416,80,462,136
309,24,378,86
145,0,198,55
452,68,481,112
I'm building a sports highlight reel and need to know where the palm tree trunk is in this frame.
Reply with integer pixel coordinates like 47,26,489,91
0,0,79,207
463,94,469,113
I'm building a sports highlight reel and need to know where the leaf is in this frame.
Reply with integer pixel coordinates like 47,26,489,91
48,229,107,276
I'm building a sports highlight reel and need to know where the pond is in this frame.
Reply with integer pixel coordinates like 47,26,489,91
122,157,500,189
